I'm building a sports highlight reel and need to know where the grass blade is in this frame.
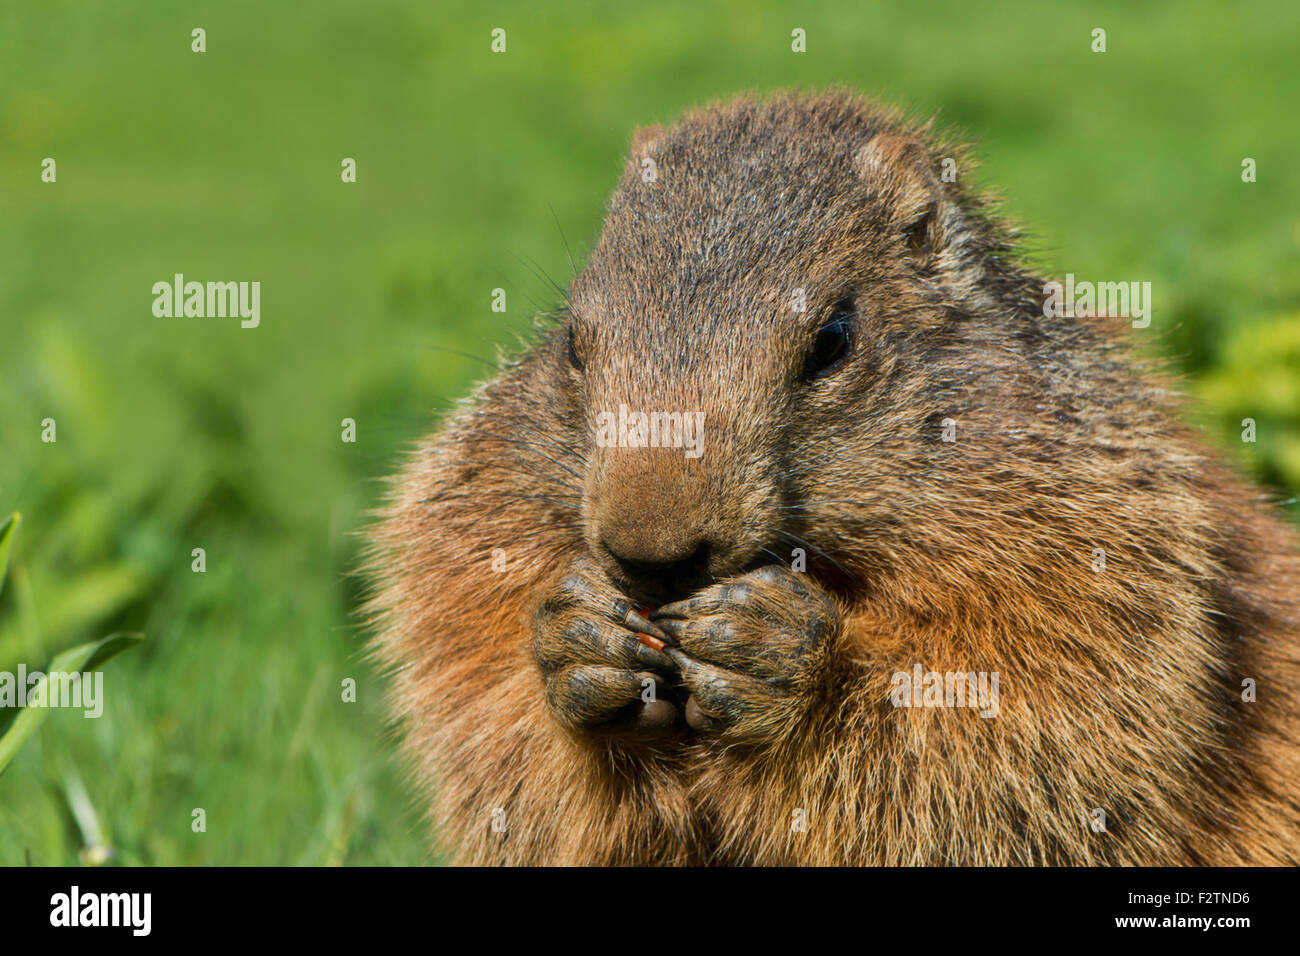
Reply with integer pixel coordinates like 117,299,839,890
0,631,144,776
0,512,18,596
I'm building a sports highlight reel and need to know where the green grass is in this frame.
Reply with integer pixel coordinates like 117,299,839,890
1,0,1297,864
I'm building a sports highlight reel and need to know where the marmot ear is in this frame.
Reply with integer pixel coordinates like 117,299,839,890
630,124,666,160
854,132,944,261
626,124,666,183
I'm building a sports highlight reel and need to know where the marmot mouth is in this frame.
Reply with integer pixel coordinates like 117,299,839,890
614,578,690,608
610,543,792,606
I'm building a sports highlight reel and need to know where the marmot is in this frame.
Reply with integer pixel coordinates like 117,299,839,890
366,89,1300,865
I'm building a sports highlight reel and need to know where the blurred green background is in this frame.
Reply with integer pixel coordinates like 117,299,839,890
1,0,1297,865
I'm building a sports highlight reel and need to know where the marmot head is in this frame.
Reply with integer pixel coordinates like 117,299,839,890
550,90,1044,604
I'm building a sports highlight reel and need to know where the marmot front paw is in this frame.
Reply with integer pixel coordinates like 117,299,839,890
532,555,683,740
651,564,839,745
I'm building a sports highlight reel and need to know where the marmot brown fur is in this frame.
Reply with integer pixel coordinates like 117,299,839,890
366,89,1300,865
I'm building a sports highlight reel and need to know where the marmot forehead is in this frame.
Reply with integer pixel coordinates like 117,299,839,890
631,90,905,177
573,91,925,324
609,91,907,222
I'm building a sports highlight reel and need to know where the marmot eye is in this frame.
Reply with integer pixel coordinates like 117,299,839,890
804,303,855,380
567,327,584,371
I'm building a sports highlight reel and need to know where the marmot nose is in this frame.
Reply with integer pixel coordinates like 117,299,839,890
602,538,712,599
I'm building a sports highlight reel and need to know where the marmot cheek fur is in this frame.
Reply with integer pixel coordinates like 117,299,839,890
365,89,1300,866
